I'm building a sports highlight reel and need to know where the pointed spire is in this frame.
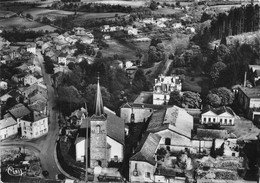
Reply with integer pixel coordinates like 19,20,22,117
94,72,104,116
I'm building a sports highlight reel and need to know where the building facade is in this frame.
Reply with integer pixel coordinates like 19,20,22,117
153,74,182,105
0,117,18,140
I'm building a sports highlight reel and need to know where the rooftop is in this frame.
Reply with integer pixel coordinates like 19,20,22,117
202,105,235,116
130,133,161,165
22,111,47,122
121,102,167,110
0,117,17,130
7,103,31,119
239,86,260,98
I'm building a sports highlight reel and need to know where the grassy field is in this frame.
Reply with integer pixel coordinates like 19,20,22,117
74,12,127,23
0,16,56,31
152,7,182,15
80,0,147,7
22,8,80,18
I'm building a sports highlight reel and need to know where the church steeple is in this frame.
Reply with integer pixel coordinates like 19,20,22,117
94,73,104,116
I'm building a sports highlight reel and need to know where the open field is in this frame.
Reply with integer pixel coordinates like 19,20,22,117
152,7,182,14
0,16,56,31
74,12,127,22
80,0,147,7
22,8,81,18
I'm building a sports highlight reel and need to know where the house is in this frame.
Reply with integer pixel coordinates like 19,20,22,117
58,52,68,65
101,25,110,32
25,43,36,54
73,27,87,36
103,34,111,40
237,86,260,121
24,74,43,86
126,66,138,80
80,33,94,44
20,111,48,139
147,106,194,152
4,103,31,133
120,102,165,124
69,107,88,126
201,105,236,126
0,81,8,90
0,117,18,140
172,23,184,29
127,27,138,36
129,133,161,182
12,73,26,84
153,74,182,105
75,79,125,167
19,82,47,99
28,100,47,115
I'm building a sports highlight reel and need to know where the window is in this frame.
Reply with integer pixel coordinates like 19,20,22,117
232,152,235,157
229,119,232,124
145,172,150,178
213,118,215,122
225,119,227,125
220,119,222,123
204,118,206,122
165,138,171,145
97,125,101,133
133,163,138,176
208,118,211,122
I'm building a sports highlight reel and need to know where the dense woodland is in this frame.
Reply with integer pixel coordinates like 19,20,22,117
211,4,260,39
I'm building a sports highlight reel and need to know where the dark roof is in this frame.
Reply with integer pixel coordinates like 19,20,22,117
147,109,166,130
22,111,47,122
202,105,235,116
7,103,31,119
239,86,260,99
130,133,161,165
8,89,21,98
193,128,228,140
105,108,125,145
120,102,167,110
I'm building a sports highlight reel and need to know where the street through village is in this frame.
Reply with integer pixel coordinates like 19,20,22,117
0,50,61,180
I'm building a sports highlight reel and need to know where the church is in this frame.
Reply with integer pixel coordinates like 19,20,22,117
75,77,125,168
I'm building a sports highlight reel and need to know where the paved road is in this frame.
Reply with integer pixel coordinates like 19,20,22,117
0,51,61,180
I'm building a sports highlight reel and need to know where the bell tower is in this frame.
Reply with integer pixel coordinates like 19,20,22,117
89,74,108,168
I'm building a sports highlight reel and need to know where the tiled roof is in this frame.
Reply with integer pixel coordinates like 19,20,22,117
130,133,161,165
28,100,46,112
202,105,235,116
22,111,47,122
239,86,260,99
193,128,228,140
7,103,31,119
0,117,17,130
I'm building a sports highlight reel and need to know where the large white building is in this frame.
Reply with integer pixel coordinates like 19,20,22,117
20,111,48,139
0,117,18,140
153,75,182,105
201,105,236,126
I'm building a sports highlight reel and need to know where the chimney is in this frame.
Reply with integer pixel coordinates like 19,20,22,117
244,71,247,87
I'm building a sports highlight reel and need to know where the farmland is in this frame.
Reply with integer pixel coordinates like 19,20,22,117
0,16,56,31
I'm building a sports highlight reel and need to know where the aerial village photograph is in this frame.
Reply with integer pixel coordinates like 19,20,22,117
1,0,260,182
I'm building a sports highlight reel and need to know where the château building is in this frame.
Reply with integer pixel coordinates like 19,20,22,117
153,74,182,105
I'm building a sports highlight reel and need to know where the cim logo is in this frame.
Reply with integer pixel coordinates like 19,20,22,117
7,166,26,176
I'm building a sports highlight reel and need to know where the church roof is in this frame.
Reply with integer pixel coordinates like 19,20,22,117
91,76,105,120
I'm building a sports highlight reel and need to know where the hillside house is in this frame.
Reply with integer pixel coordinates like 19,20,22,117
24,74,43,86
249,65,260,85
0,117,18,140
58,52,68,65
20,111,48,139
73,27,87,36
201,105,236,126
69,107,87,126
153,74,182,105
0,81,8,90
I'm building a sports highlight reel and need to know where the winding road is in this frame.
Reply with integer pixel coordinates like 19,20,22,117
0,50,61,179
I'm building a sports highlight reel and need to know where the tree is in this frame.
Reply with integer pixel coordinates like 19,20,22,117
210,87,234,106
44,56,54,74
150,0,158,10
83,84,111,115
26,13,33,20
182,91,201,108
156,148,167,161
206,93,221,107
131,69,150,93
210,62,227,86
168,91,182,107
